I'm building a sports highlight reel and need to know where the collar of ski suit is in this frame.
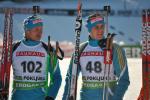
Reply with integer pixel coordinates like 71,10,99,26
89,39,100,47
22,39,40,46
88,35,106,47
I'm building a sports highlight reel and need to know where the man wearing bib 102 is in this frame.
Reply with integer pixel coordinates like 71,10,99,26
11,15,62,100
63,13,130,100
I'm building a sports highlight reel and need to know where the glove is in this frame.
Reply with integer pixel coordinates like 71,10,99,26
45,96,54,100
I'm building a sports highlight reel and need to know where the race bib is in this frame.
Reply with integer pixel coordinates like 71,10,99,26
12,42,48,89
80,45,117,89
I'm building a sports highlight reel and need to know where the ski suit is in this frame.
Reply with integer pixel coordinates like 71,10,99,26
63,38,130,100
11,39,62,100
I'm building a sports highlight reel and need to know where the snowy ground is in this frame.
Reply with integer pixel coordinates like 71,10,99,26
9,58,142,100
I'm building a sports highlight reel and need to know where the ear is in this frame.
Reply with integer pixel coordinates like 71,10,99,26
24,30,30,38
26,30,31,34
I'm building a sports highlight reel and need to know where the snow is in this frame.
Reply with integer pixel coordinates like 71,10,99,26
9,58,142,100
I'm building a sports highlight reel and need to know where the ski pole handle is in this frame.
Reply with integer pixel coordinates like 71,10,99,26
106,33,111,49
56,41,64,60
104,5,111,14
48,36,51,53
33,6,40,15
104,33,116,64
56,41,59,55
103,5,111,36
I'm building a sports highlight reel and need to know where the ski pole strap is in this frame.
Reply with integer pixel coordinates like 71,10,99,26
103,33,116,64
56,47,64,60
82,81,117,89
104,49,112,64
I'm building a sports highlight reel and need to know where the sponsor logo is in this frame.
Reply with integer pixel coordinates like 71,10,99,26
33,19,42,24
91,17,103,24
16,51,45,57
81,51,103,57
82,76,116,81
15,75,45,81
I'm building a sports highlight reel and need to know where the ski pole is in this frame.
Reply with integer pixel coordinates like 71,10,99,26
102,5,111,100
103,33,111,100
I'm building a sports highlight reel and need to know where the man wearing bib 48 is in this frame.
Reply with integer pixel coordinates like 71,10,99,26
63,13,130,100
11,15,62,100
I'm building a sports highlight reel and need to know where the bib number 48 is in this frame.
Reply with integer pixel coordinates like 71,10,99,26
86,61,102,73
21,61,42,73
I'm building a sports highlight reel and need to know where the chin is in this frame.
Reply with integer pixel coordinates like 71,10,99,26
34,38,41,41
96,37,102,40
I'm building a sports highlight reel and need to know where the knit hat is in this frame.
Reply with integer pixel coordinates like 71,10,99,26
23,15,43,31
85,13,105,33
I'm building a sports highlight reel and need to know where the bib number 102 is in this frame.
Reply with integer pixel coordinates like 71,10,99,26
21,61,42,73
86,61,102,73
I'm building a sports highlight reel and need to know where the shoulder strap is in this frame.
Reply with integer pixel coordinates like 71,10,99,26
12,41,21,53
79,41,88,58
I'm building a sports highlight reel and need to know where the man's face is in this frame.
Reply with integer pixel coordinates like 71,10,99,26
25,26,43,41
90,24,105,40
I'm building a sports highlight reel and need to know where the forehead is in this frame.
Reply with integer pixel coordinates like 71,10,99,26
94,24,104,27
29,26,42,31
89,13,102,18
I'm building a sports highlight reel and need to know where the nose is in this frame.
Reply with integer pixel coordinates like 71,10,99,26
97,29,104,33
36,27,43,33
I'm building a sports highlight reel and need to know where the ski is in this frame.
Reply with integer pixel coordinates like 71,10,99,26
69,1,82,100
138,9,150,100
0,9,13,100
